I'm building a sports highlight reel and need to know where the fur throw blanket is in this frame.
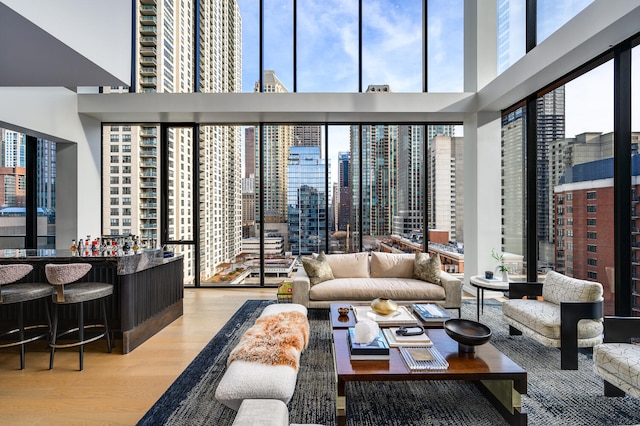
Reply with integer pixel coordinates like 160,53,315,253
228,311,310,370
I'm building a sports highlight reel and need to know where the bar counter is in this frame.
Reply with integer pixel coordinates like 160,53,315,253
0,249,184,354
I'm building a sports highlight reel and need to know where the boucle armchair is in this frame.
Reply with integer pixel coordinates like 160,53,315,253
502,270,604,370
594,316,640,399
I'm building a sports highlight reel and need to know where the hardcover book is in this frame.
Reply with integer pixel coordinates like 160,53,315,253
383,328,433,347
347,327,390,358
411,303,451,322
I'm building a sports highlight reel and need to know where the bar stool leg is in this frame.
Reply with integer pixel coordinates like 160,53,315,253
49,304,59,370
101,299,112,353
78,302,84,371
18,302,25,370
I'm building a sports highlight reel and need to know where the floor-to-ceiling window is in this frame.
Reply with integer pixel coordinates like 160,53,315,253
541,61,615,313
0,130,55,250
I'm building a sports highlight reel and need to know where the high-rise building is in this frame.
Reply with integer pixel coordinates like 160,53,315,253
254,71,292,226
393,125,425,238
537,87,565,261
244,127,255,179
294,126,321,147
337,151,350,232
287,146,328,255
428,135,465,242
101,0,242,283
501,108,526,255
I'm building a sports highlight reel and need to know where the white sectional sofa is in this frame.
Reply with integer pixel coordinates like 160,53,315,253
292,251,462,312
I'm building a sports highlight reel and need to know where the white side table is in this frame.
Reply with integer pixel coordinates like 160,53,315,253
470,275,510,321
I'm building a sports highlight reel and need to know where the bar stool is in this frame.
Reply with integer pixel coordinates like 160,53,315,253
0,264,53,369
45,263,113,371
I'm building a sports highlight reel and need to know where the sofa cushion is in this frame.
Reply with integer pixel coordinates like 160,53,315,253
502,299,604,341
594,343,640,392
413,252,441,284
326,252,369,278
542,270,603,304
370,252,414,278
309,277,446,301
302,252,334,286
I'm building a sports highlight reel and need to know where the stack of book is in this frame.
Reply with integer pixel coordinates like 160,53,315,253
347,327,390,360
411,303,451,323
382,327,433,347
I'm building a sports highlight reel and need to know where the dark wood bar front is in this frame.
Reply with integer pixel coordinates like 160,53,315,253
0,249,184,354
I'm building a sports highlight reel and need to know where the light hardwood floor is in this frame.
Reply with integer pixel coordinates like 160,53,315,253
0,288,277,426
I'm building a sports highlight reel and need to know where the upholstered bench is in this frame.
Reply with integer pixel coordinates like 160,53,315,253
231,399,324,426
503,270,604,369
215,303,309,411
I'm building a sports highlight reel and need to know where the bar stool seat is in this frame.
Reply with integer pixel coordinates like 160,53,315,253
0,264,53,370
46,263,113,371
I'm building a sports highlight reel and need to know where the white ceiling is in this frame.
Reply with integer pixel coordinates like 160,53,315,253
0,1,129,87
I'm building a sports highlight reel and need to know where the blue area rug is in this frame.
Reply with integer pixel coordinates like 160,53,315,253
138,299,640,425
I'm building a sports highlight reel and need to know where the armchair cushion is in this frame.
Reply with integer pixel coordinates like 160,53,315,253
502,299,604,344
594,343,640,393
542,270,603,304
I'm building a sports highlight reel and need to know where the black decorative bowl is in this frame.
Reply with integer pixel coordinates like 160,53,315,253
444,319,492,353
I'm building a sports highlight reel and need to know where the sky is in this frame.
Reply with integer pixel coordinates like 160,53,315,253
235,0,640,181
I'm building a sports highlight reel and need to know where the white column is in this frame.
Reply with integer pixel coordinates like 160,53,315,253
462,0,501,293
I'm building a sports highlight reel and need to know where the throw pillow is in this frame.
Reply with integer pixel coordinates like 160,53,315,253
370,252,415,278
414,252,441,284
302,251,335,286
326,252,370,278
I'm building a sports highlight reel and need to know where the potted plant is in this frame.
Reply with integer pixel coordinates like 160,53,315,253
491,248,510,282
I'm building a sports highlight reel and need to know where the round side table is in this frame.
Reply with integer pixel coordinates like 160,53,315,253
470,275,510,321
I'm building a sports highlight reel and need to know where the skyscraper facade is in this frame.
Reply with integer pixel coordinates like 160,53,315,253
393,125,425,238
337,151,350,232
287,146,328,255
101,0,242,283
428,135,465,242
254,71,292,226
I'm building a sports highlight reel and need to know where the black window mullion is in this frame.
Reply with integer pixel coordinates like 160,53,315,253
526,0,537,52
423,124,428,252
25,135,37,249
325,123,329,253
613,40,632,316
526,96,538,282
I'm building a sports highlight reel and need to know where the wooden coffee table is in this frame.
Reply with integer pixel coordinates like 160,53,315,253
330,308,527,425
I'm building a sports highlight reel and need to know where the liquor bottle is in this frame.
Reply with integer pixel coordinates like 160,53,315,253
70,239,77,256
132,236,139,254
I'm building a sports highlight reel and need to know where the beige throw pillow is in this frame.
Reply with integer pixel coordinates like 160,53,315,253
302,251,335,286
370,252,415,278
326,252,370,278
414,252,441,284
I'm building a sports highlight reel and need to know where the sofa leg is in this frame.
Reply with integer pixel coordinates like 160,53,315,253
604,380,626,397
509,325,522,336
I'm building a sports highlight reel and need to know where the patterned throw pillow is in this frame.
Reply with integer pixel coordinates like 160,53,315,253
413,252,441,285
302,251,335,286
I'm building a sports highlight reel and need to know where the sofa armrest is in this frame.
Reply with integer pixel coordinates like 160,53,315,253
508,282,543,299
603,316,640,343
292,267,311,307
439,271,462,309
